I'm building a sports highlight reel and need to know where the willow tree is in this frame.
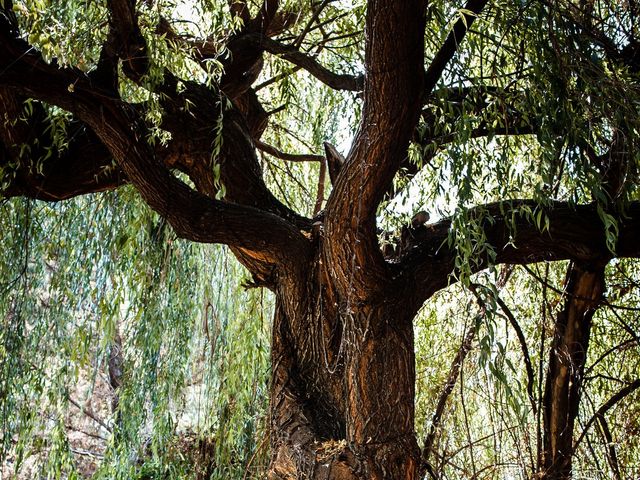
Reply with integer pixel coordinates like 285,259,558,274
1,0,640,478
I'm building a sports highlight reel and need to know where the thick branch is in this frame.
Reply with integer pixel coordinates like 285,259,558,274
0,88,125,200
105,0,148,81
157,78,311,230
257,34,364,91
0,20,310,268
323,0,426,297
540,262,604,477
397,200,640,307
255,139,324,163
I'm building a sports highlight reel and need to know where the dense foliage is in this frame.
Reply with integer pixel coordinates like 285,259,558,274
1,0,640,479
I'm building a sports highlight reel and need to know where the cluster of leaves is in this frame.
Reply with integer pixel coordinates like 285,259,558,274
0,190,271,479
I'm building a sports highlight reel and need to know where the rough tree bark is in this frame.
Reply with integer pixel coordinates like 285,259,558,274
1,1,640,479
539,262,605,480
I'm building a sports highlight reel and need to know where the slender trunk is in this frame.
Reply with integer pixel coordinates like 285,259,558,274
268,265,419,479
539,262,605,479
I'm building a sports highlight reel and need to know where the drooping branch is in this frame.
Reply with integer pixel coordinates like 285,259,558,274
386,85,537,202
573,379,640,452
0,128,125,201
494,293,537,413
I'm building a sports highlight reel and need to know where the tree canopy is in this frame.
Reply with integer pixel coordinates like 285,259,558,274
1,0,640,479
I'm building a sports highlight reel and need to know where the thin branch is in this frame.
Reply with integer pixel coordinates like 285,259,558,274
598,414,622,480
524,265,640,313
64,423,108,442
294,0,332,48
70,447,105,459
255,67,301,91
573,379,640,451
585,338,638,376
256,34,364,91
494,293,537,414
67,396,112,433
254,139,324,162
420,318,478,479
424,0,490,96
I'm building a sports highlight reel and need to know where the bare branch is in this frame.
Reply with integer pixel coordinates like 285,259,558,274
313,158,326,215
598,414,622,480
574,379,640,451
294,0,332,48
67,396,112,433
323,141,344,185
257,34,363,91
255,139,324,162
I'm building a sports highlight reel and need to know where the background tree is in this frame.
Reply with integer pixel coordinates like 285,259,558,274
1,0,640,479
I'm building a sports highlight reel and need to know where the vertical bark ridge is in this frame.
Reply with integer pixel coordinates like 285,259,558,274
344,304,420,479
324,0,426,297
268,258,422,479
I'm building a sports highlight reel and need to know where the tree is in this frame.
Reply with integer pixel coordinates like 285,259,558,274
1,0,640,478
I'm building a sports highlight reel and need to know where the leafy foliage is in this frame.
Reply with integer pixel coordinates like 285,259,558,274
1,0,640,478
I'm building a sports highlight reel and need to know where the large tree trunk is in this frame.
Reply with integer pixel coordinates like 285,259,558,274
268,262,420,479
539,262,605,479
